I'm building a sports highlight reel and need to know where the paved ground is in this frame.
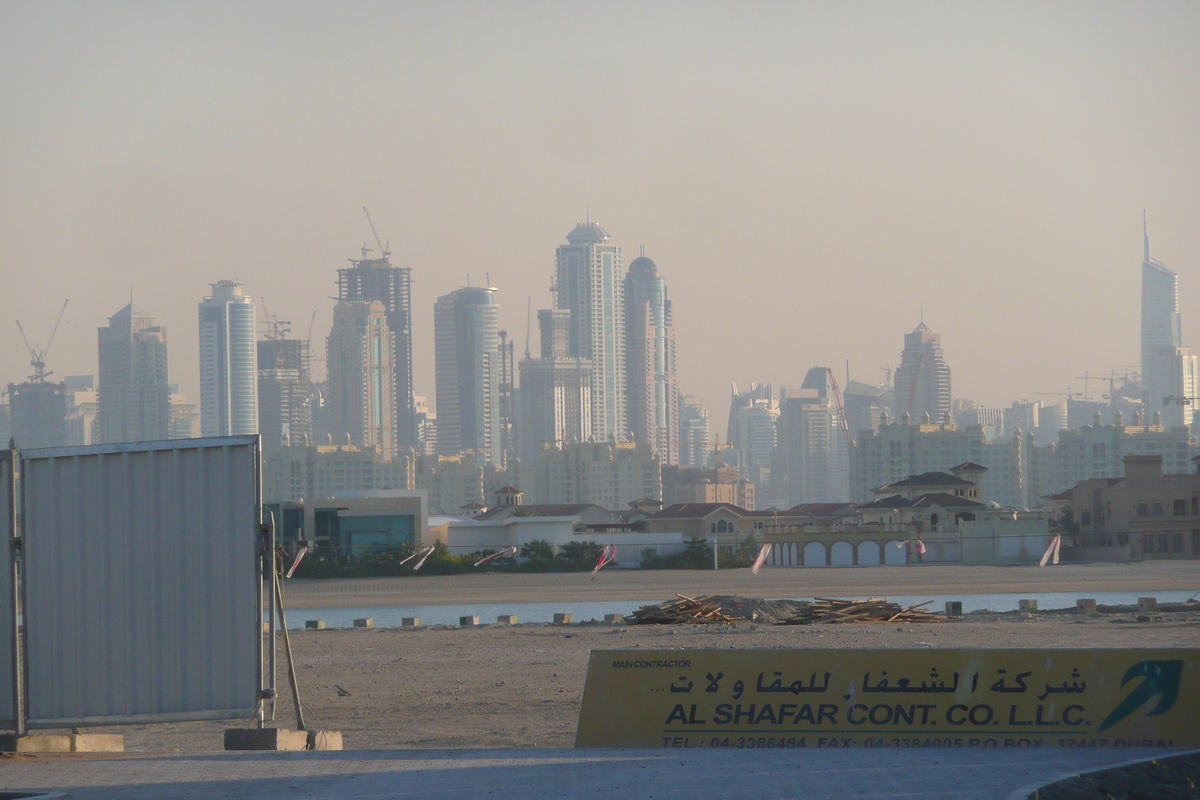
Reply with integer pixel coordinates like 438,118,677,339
1,747,1193,800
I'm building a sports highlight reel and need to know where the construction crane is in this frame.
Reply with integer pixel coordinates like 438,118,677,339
524,297,532,359
362,207,390,260
15,299,69,383
826,367,853,449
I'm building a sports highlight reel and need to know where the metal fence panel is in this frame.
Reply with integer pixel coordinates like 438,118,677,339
0,451,14,727
21,437,261,727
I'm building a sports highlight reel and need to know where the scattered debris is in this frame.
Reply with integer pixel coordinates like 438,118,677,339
779,597,946,625
630,594,747,624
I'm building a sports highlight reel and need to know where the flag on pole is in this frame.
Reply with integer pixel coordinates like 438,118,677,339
751,543,772,574
474,545,517,567
412,544,436,571
591,544,617,576
285,545,308,579
400,544,436,568
915,540,927,555
1039,534,1062,568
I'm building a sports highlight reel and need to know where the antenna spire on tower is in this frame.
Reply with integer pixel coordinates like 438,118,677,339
1143,209,1151,263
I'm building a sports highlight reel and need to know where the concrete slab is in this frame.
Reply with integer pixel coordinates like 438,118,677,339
223,728,309,751
0,747,1195,800
69,734,124,752
0,735,72,753
307,730,343,751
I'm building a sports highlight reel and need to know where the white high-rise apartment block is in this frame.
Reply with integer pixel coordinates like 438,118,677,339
198,281,258,437
555,221,626,439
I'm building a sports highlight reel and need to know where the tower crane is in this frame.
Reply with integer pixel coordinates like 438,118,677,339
15,299,69,383
362,207,390,260
826,367,853,449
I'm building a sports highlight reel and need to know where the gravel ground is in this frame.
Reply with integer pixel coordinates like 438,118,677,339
84,603,1200,753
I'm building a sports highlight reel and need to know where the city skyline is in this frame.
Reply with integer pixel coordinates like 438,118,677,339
1,3,1198,422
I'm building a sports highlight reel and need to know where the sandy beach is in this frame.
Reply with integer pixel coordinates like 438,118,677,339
82,562,1198,753
282,561,1200,608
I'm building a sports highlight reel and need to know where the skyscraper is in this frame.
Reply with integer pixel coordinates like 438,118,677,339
776,368,849,506
434,286,501,463
1140,213,1196,427
624,251,678,464
97,303,170,444
338,247,415,447
892,321,952,423
326,300,395,458
678,394,710,468
257,335,312,451
198,281,258,436
516,309,593,462
554,221,626,439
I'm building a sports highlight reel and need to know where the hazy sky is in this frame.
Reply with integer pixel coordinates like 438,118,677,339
2,1,1198,421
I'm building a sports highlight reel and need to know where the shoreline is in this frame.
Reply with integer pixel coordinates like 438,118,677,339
281,561,1199,608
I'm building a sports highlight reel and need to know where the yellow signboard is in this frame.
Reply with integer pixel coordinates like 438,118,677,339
575,649,1199,749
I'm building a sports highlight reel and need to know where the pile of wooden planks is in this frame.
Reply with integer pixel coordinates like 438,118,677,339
779,597,945,625
630,594,746,624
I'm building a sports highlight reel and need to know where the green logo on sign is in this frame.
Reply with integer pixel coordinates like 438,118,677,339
1097,660,1182,733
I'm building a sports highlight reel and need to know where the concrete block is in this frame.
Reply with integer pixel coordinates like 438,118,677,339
1138,596,1158,613
604,613,624,623
224,727,309,751
944,601,963,617
0,734,72,753
305,620,326,630
402,617,422,627
459,615,480,626
1019,599,1038,612
1076,599,1098,615
553,613,573,624
496,615,518,624
69,734,124,752
353,617,374,628
307,729,343,750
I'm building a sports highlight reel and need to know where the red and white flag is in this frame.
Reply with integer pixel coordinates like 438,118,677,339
473,545,517,567
915,540,927,555
400,544,436,568
285,546,308,579
751,543,772,574
1038,534,1062,568
591,544,617,576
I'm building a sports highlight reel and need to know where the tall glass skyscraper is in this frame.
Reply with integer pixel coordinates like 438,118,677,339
624,252,678,464
338,249,415,448
893,321,953,423
1140,213,1188,423
434,286,500,463
326,299,394,458
198,281,258,437
555,221,626,439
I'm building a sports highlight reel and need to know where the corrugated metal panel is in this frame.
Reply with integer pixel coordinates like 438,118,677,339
21,437,261,727
0,451,14,726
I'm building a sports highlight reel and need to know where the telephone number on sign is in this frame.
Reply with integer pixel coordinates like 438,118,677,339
709,737,807,749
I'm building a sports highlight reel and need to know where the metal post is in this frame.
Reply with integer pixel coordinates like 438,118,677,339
265,509,277,722
710,537,718,571
6,451,24,736
274,570,306,732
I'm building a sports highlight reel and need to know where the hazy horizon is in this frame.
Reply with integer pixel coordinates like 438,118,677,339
3,2,1198,421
